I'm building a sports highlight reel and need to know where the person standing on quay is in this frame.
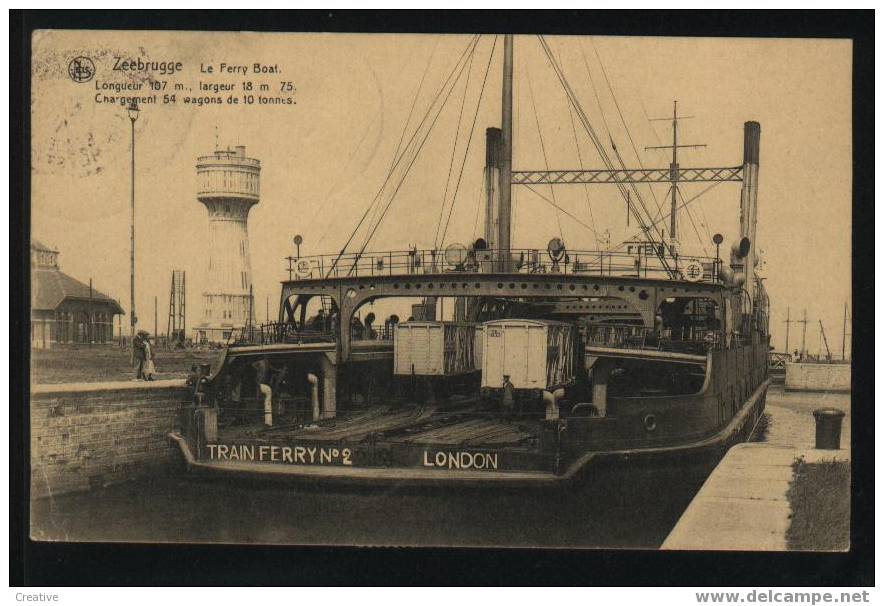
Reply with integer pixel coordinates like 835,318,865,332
142,332,157,381
133,330,147,380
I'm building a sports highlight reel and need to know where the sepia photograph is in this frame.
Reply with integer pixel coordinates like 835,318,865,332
22,19,862,562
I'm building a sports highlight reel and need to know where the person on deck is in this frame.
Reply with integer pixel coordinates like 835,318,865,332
501,375,516,419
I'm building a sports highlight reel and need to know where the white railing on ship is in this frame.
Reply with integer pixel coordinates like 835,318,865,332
284,248,722,283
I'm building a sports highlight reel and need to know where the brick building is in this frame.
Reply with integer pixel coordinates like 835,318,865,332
31,240,123,349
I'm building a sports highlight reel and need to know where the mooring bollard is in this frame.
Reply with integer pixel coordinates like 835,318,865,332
813,408,845,450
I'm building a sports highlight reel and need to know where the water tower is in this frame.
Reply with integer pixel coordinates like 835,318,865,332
193,145,260,343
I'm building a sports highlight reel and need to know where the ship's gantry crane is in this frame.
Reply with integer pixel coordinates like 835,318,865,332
486,35,757,285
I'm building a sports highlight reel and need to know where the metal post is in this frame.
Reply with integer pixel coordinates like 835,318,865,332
154,296,157,342
88,278,93,346
670,101,678,244
841,301,848,361
128,102,139,363
182,271,186,342
497,34,513,272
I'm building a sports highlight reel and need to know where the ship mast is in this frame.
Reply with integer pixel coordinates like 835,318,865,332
497,34,514,271
646,101,706,254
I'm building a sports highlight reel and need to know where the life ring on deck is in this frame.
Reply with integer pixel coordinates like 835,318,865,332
642,414,657,432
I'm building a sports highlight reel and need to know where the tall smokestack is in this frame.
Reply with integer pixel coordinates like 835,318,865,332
484,127,502,250
739,121,761,296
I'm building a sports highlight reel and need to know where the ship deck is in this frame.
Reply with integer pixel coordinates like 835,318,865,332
216,397,542,448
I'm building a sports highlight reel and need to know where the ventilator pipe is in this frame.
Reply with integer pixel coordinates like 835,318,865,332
307,373,320,422
731,237,751,261
723,237,751,288
542,388,566,421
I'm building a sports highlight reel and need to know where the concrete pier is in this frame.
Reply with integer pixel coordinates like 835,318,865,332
785,361,851,392
662,385,850,550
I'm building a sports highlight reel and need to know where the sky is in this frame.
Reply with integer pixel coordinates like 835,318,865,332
31,31,852,354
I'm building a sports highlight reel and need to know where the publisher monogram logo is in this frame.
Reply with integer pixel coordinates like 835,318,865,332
67,56,95,83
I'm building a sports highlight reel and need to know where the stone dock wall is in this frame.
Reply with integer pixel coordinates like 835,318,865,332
785,362,851,392
30,380,191,498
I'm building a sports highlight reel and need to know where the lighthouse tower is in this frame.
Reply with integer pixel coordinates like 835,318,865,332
193,145,260,344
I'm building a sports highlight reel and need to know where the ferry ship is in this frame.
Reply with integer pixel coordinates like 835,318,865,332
170,35,770,487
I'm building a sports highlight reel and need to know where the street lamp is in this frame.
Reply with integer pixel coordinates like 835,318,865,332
128,101,139,363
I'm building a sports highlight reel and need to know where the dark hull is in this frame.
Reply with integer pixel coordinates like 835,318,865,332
169,376,769,489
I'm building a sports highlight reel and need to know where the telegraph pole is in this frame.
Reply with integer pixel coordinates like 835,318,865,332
127,101,140,363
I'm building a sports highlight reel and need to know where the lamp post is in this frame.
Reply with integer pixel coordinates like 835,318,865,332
128,101,139,363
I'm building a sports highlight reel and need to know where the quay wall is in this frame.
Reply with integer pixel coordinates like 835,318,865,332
785,362,851,393
31,380,191,499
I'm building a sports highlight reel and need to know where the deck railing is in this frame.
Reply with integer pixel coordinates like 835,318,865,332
285,247,721,283
228,322,396,347
585,323,722,354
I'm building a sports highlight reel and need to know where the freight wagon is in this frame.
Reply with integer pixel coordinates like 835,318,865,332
480,319,578,393
393,321,480,376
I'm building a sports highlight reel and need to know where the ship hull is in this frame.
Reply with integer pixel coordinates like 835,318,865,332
169,379,768,489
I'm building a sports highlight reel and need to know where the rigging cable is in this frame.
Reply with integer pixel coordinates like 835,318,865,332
367,38,442,235
325,35,479,277
581,38,669,253
526,65,565,243
433,43,476,250
587,39,666,224
677,186,711,256
561,57,600,249
439,35,499,248
536,36,672,274
520,185,600,235
350,36,481,271
615,179,726,252
390,39,439,172
538,36,663,244
571,38,662,242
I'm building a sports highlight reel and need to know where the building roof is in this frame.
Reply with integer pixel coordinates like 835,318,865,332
31,239,58,253
32,267,124,314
